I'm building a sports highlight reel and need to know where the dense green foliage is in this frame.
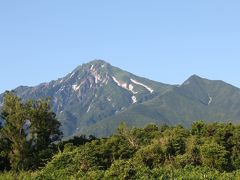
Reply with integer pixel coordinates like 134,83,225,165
0,92,62,171
2,121,240,179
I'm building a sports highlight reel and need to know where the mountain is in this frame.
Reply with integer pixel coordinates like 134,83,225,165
0,60,172,136
0,60,240,137
89,75,240,136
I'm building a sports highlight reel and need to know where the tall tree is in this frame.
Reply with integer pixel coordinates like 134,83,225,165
0,92,30,170
29,98,62,169
0,92,62,171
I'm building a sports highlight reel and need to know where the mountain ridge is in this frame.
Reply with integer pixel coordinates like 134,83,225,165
1,60,240,137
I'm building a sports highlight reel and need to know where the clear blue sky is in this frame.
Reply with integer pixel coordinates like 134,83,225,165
0,1,240,93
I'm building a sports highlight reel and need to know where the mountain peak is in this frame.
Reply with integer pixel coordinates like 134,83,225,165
87,59,109,67
87,60,111,70
71,60,110,74
182,74,203,86
88,59,108,64
188,74,202,80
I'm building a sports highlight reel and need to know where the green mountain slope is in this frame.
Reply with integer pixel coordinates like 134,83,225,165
86,75,240,136
1,61,240,137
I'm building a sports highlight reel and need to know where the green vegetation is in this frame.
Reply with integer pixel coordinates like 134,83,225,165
0,92,62,172
1,93,240,179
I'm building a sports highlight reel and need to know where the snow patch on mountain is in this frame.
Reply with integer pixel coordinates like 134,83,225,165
90,65,94,70
69,72,75,79
129,84,138,94
112,76,138,94
131,96,137,104
112,76,121,87
90,66,108,84
72,84,81,91
112,76,129,90
130,79,154,93
87,105,91,113
94,74,102,84
208,94,213,105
